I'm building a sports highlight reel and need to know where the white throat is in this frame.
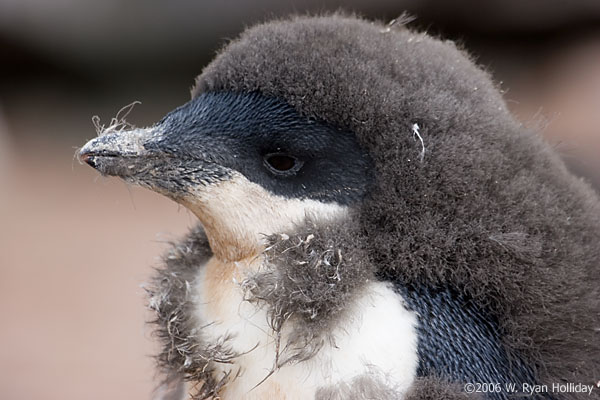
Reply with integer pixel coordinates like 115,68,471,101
181,172,349,261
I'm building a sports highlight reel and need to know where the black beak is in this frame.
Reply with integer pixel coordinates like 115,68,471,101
79,120,231,197
78,127,162,177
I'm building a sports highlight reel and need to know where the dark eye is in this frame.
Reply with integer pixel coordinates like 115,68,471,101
263,153,303,175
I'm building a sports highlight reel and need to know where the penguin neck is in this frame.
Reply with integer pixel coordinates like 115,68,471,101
193,209,263,262
180,173,350,262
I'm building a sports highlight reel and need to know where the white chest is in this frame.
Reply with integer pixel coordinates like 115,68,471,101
192,256,419,399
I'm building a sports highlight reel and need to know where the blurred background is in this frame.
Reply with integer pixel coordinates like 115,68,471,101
1,1,599,399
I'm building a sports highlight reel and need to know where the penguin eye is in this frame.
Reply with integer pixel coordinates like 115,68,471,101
263,153,303,175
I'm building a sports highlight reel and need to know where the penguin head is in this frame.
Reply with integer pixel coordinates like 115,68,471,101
79,91,372,259
79,14,513,261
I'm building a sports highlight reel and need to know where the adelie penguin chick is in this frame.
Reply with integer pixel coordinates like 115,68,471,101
79,15,600,400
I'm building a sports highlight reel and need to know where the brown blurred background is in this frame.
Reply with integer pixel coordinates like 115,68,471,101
1,1,599,399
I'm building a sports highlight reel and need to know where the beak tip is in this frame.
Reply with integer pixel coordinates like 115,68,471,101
78,127,153,174
78,139,97,168
78,151,96,168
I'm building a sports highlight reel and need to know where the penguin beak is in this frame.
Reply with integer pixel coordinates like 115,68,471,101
78,127,161,177
79,124,231,198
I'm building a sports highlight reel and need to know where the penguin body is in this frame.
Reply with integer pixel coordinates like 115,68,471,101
80,14,600,400
195,261,417,399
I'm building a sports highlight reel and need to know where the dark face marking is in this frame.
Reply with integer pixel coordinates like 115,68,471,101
147,92,373,205
80,92,373,206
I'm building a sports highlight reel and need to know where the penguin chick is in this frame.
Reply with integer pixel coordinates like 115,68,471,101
80,14,600,400
80,92,419,398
